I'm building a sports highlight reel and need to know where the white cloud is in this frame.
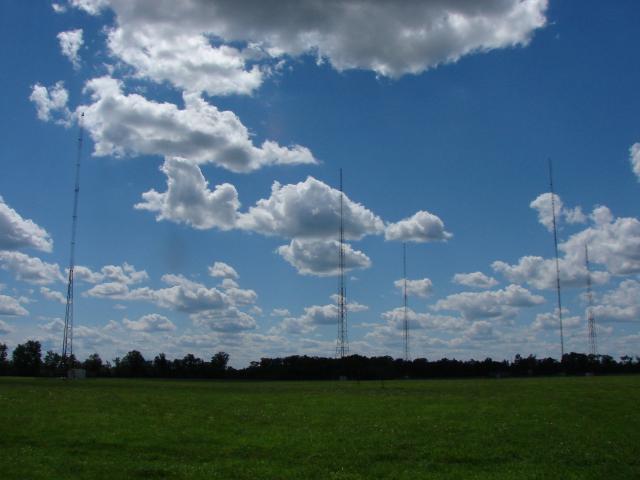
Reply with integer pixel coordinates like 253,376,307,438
75,262,148,285
108,25,263,96
135,159,240,230
209,261,239,279
0,251,64,285
0,196,53,252
385,211,452,243
433,284,544,321
492,255,609,291
58,29,84,69
0,293,29,316
530,193,586,232
630,143,640,181
272,296,368,335
40,287,66,304
123,313,176,332
52,3,67,13
69,0,109,15
0,319,13,334
380,307,466,332
238,176,384,240
89,0,547,79
191,307,256,332
453,272,498,289
80,77,316,172
531,309,581,331
29,81,72,127
591,279,640,323
560,206,640,276
270,308,290,317
277,239,371,276
394,278,433,298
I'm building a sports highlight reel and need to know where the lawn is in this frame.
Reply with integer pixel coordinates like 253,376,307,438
0,376,638,479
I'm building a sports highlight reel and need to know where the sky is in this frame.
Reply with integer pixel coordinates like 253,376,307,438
1,0,639,367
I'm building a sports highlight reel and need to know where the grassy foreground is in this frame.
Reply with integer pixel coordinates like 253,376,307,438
1,376,638,479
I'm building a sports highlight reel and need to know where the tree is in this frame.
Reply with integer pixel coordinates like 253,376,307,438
43,350,63,376
117,350,147,377
153,353,171,377
0,343,8,375
83,353,103,377
210,351,229,377
12,340,42,376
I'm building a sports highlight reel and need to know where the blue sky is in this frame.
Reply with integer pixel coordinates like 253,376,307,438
1,0,639,366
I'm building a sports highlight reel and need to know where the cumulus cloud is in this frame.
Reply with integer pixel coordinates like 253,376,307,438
270,308,290,317
75,262,148,285
40,287,66,304
0,196,53,252
531,309,581,331
433,284,544,321
453,272,498,289
380,307,465,332
0,293,29,316
277,239,371,276
135,158,240,230
0,251,64,285
591,279,640,323
238,176,384,240
492,255,609,291
209,261,239,279
86,270,258,333
272,296,368,335
123,313,176,332
109,24,263,96
394,278,433,298
80,77,316,172
530,193,586,232
0,319,13,334
560,206,640,276
58,29,83,68
630,143,640,181
29,81,72,126
385,211,452,243
82,0,547,81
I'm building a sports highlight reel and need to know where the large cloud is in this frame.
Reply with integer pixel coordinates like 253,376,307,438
273,296,368,334
73,0,547,81
0,196,53,252
0,251,64,285
80,77,316,172
238,176,384,240
135,157,240,230
591,279,640,323
209,261,239,279
385,211,452,243
277,239,371,276
433,284,544,321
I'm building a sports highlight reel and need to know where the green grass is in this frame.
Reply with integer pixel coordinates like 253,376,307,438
1,376,638,479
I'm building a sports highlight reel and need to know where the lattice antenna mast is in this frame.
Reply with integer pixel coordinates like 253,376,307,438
548,158,565,359
585,244,598,356
62,113,84,360
336,168,349,358
403,243,409,361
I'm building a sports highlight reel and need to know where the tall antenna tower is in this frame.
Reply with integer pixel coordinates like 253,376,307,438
62,113,84,361
336,168,349,358
584,244,598,356
403,243,409,361
548,158,565,359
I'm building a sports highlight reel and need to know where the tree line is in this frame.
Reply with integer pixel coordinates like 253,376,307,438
1,341,639,379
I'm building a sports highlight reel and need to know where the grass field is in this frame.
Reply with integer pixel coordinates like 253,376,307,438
1,376,639,479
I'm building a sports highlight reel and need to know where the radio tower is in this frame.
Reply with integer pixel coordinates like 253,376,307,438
336,168,349,358
548,158,565,359
62,113,84,362
403,243,409,361
585,244,598,356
